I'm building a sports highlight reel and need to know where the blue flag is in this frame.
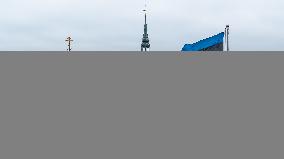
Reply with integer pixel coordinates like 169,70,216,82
182,32,224,51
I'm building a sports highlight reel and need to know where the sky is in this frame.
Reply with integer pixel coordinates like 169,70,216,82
0,0,284,51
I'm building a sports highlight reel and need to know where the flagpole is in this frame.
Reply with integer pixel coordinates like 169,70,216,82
226,25,229,51
224,27,227,51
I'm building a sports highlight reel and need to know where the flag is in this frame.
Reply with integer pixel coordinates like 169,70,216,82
182,32,224,51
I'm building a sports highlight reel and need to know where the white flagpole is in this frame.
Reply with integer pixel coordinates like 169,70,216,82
226,25,229,51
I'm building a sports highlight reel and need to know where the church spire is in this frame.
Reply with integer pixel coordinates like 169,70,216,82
141,2,150,51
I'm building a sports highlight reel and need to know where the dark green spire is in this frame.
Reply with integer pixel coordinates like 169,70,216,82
141,10,150,51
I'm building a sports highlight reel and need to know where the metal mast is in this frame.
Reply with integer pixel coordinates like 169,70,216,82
141,1,150,51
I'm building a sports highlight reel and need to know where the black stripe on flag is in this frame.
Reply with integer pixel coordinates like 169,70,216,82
200,42,223,51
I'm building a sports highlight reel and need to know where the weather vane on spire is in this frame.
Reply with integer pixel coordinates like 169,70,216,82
141,0,151,51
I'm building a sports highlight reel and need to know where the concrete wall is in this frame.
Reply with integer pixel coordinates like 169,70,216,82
0,52,283,159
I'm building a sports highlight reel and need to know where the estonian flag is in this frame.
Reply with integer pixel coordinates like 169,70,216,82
182,32,224,51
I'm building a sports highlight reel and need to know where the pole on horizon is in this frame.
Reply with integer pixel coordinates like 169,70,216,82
65,36,73,52
225,25,229,51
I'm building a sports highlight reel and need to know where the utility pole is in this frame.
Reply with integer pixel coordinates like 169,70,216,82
65,36,73,52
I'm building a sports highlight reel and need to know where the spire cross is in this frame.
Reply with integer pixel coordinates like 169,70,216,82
65,37,73,52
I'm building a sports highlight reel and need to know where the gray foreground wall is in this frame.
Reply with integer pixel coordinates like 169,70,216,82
0,52,283,159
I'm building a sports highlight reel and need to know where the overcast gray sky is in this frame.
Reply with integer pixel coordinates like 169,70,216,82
0,0,283,51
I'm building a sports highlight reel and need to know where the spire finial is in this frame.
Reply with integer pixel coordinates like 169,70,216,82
142,0,147,25
143,0,147,12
